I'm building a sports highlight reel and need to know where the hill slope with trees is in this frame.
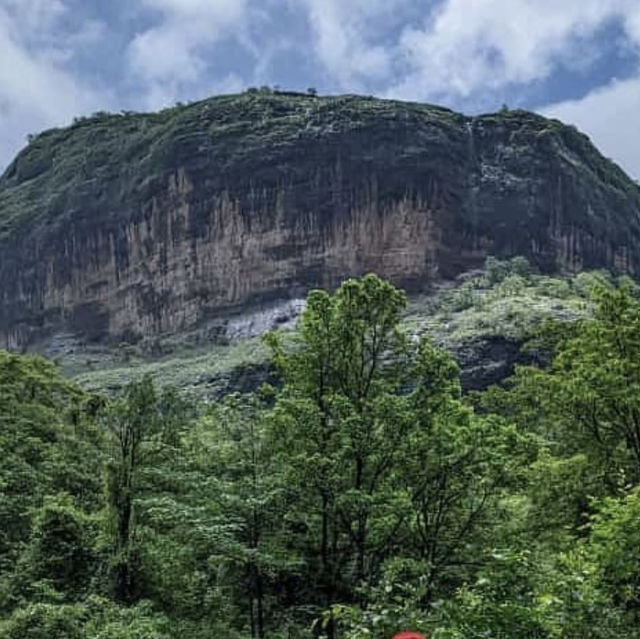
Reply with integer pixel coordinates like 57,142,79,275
3,272,640,638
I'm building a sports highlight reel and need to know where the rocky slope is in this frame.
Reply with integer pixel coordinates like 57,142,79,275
1,91,639,349
51,262,599,398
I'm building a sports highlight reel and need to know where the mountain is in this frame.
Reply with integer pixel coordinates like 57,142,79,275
1,90,640,350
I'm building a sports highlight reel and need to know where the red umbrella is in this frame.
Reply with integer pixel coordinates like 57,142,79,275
390,633,428,639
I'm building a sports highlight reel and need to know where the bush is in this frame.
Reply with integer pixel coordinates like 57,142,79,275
484,255,532,286
572,271,613,298
509,256,531,279
21,495,96,599
0,602,85,639
484,256,510,285
0,599,176,639
496,274,527,297
440,283,476,312
535,277,571,299
616,274,640,296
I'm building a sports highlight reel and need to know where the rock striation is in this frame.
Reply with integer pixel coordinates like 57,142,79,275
1,92,639,348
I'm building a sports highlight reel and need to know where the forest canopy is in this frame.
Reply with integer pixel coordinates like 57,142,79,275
2,272,640,638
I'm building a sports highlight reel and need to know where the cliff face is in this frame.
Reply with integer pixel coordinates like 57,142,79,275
1,93,640,347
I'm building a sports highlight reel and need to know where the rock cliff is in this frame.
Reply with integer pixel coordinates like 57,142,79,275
1,92,639,348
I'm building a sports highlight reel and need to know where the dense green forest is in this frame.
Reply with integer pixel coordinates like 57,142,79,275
3,268,640,638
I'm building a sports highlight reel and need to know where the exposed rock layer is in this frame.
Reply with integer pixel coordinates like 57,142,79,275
1,93,640,347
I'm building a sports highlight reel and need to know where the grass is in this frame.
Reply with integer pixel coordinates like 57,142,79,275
70,335,269,399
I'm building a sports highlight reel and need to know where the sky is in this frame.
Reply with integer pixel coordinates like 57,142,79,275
1,0,639,179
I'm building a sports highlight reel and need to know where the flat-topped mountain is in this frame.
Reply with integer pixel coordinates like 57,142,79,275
1,91,639,348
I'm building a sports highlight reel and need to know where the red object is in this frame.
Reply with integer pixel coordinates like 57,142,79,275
391,633,427,639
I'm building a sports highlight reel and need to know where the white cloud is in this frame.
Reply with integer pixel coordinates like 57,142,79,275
128,0,250,108
387,0,639,102
543,76,640,180
0,2,109,169
299,0,408,89
0,0,66,34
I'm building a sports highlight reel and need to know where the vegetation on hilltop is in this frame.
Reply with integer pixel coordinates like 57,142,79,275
3,271,640,637
0,91,464,241
3,89,637,243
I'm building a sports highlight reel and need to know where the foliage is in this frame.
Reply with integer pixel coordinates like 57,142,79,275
4,272,640,638
0,598,174,639
587,489,640,620
0,352,102,595
263,275,531,636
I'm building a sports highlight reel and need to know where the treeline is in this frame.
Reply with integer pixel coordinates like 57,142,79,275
2,273,640,638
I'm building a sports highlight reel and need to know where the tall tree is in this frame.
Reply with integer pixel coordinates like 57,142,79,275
102,376,184,604
265,275,409,614
265,274,520,635
199,393,291,638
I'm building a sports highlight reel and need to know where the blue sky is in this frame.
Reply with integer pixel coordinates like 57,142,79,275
1,0,639,178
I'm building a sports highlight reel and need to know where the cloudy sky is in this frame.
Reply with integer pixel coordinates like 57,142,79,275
1,0,639,178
